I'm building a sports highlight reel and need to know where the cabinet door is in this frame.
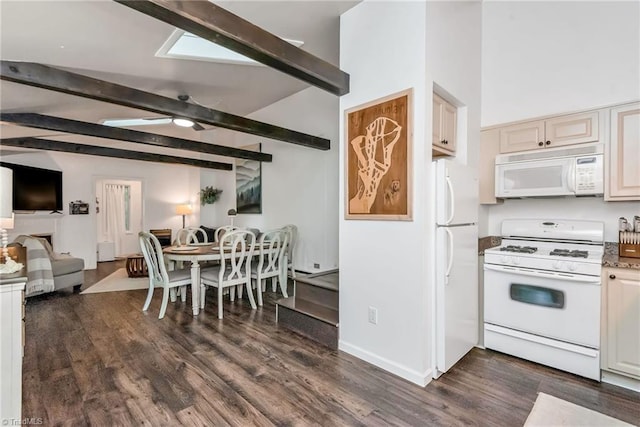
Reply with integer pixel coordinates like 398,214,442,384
479,129,502,204
441,102,457,152
432,94,443,146
607,103,640,200
606,268,640,378
432,94,455,155
499,120,545,153
545,111,599,148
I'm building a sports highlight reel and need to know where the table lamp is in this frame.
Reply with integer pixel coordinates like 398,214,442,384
176,204,193,228
227,208,237,226
0,167,22,274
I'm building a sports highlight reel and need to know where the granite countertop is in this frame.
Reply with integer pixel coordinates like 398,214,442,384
478,238,640,270
478,236,501,255
602,242,640,270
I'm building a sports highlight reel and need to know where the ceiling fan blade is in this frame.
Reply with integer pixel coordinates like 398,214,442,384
192,122,206,131
102,117,173,127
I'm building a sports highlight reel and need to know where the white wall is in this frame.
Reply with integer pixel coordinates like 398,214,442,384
481,1,640,239
482,1,640,126
4,151,200,269
340,0,483,387
199,86,339,273
340,1,429,386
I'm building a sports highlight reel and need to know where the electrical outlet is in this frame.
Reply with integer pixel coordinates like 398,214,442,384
368,306,378,324
313,263,320,269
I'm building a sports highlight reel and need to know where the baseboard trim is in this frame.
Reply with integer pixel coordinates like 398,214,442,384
601,370,640,392
338,339,432,387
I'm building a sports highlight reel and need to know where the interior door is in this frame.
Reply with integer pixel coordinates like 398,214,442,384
436,224,478,375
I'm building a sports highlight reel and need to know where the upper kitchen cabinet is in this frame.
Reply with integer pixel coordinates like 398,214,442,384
606,102,640,201
479,128,502,204
499,111,600,154
433,93,457,157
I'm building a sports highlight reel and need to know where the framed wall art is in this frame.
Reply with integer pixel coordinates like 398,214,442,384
236,143,262,214
344,88,413,220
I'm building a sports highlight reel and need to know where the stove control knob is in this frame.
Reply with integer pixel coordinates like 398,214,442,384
568,263,577,271
513,257,521,265
500,256,508,264
552,260,561,269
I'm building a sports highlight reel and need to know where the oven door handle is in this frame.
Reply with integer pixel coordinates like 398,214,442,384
484,264,601,284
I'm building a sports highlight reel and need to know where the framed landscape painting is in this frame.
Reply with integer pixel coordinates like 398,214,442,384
236,143,262,214
344,88,413,220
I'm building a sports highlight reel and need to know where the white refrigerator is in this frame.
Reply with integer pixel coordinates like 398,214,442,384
434,158,479,376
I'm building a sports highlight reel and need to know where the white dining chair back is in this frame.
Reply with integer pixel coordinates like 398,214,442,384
138,232,191,319
214,225,238,242
252,228,289,306
200,229,257,319
175,227,208,245
282,224,298,284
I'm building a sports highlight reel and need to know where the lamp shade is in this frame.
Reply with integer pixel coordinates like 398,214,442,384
227,209,237,216
176,204,193,215
0,167,13,219
0,214,14,230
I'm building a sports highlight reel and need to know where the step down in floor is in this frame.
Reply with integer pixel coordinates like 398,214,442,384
276,269,338,349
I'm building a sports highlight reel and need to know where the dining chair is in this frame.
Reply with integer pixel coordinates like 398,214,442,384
200,229,257,319
175,227,208,245
138,231,191,319
282,224,298,288
251,228,289,305
214,225,238,242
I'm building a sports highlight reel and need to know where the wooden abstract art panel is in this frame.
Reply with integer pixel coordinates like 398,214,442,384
345,89,412,220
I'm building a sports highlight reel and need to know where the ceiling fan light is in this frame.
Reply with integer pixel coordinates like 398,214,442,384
172,117,195,127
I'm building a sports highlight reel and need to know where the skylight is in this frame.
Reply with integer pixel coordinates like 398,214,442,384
156,29,304,66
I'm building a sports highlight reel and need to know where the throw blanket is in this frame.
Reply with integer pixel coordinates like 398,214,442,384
13,235,55,296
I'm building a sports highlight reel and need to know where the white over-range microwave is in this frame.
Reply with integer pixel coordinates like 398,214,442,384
495,143,604,198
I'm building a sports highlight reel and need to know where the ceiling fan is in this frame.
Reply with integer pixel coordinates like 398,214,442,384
101,94,208,131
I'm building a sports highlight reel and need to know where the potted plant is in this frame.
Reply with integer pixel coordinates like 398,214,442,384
199,186,223,205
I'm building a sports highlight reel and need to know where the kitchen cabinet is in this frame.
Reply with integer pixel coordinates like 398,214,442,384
432,93,456,157
479,128,503,204
606,102,640,201
499,111,600,154
602,267,640,380
0,279,26,423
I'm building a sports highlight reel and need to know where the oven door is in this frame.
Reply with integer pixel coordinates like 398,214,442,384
484,264,600,348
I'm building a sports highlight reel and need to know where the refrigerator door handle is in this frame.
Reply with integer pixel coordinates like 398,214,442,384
446,176,455,225
444,228,454,281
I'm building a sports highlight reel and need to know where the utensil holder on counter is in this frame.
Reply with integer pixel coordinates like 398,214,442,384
619,231,640,258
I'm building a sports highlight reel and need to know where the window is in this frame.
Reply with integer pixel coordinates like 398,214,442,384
124,185,131,232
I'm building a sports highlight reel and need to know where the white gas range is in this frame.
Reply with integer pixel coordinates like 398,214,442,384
484,219,604,381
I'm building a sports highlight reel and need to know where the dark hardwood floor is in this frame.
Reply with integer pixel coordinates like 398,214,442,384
23,262,640,426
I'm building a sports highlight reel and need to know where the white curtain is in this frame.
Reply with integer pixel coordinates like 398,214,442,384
105,184,126,255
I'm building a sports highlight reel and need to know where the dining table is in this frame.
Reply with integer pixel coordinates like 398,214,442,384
163,242,280,316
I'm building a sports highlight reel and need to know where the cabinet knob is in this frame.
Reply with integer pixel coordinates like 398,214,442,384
609,274,616,279
545,140,551,145
538,142,544,146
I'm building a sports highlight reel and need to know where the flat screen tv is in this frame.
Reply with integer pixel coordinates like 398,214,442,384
1,162,63,212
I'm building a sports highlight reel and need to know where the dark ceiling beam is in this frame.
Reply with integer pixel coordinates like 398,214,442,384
0,113,272,162
0,137,232,170
0,61,330,150
113,0,350,96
